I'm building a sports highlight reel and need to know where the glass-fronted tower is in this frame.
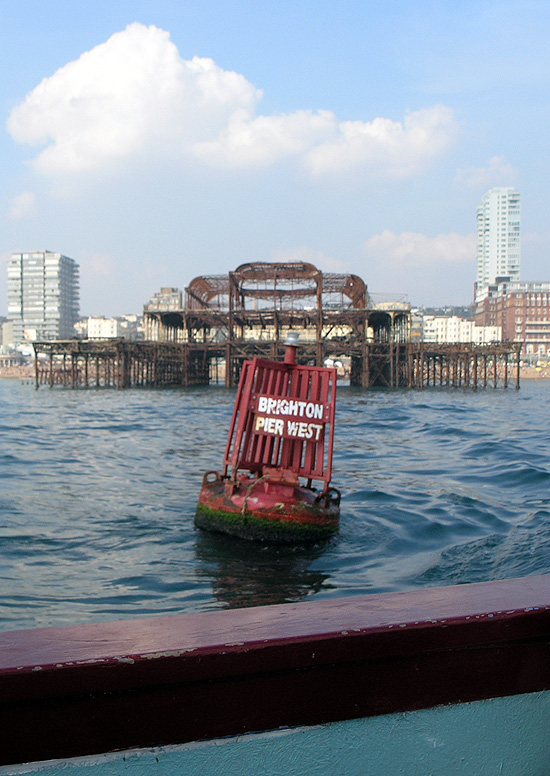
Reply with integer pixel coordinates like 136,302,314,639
7,251,80,343
475,187,521,302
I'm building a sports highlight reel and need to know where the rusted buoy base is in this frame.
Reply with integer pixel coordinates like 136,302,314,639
195,503,339,543
195,472,340,544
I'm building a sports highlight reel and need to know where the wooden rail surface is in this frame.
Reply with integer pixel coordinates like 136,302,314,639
0,575,549,766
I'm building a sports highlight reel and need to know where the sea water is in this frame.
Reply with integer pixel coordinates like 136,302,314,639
1,378,549,631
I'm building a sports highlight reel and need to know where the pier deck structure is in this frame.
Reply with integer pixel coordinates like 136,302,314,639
32,262,521,389
32,338,521,390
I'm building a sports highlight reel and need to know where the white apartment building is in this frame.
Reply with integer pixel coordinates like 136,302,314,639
422,315,501,344
87,317,126,339
7,251,80,343
476,187,521,303
145,287,183,312
87,316,141,340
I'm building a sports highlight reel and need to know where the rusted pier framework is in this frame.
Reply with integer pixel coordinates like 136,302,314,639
32,339,521,391
32,340,209,389
407,342,522,390
32,263,521,389
142,261,414,388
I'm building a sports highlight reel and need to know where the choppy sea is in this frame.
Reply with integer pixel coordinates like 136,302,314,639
1,378,549,631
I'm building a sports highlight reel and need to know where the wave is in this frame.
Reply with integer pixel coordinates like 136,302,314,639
1,379,550,629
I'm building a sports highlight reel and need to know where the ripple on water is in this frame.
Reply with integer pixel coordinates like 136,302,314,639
1,380,550,629
414,509,550,587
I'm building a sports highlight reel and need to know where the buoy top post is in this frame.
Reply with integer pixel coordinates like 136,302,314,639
284,331,299,365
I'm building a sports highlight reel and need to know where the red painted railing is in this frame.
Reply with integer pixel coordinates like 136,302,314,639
1,575,550,766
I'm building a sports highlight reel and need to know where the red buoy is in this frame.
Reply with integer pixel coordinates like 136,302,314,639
196,334,340,542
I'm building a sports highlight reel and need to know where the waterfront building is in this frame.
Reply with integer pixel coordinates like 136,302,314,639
0,319,12,348
422,315,500,344
87,316,141,340
7,251,80,343
143,288,184,340
145,287,183,312
73,319,89,339
476,281,550,358
475,188,521,303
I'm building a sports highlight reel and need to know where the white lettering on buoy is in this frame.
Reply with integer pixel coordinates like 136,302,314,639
255,415,284,436
255,395,327,440
286,421,323,441
258,396,268,413
256,395,325,420
255,414,324,440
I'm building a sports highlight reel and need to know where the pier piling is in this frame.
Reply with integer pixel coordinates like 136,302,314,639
32,339,521,390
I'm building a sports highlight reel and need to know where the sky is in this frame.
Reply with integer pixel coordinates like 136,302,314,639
1,0,550,316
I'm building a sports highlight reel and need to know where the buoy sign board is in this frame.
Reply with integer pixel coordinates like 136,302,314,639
253,395,328,442
223,357,337,486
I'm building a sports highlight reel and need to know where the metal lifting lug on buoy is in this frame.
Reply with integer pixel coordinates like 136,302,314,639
195,333,341,543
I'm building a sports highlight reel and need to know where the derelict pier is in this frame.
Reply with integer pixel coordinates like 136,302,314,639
32,262,520,390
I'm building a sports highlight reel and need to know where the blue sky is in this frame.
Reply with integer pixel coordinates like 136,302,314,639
2,0,549,316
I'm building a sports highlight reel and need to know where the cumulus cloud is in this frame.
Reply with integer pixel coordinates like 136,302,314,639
364,230,475,266
305,106,458,178
7,22,458,181
195,105,458,177
8,191,36,219
7,23,259,175
194,109,337,168
455,155,518,189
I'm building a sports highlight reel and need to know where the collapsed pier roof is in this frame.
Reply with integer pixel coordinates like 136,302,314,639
143,262,411,368
185,262,368,311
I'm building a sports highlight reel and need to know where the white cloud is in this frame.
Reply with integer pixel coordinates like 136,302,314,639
196,105,458,177
8,191,36,219
7,23,260,175
194,109,337,168
455,155,518,189
306,106,459,178
7,23,458,182
364,230,475,266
